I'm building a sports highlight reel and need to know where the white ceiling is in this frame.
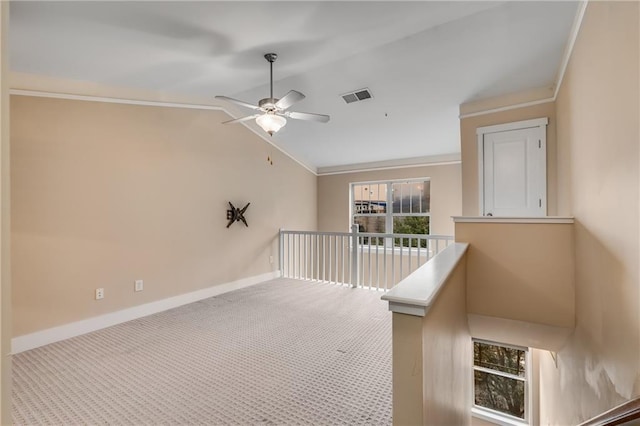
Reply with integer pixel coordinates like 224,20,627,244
9,1,579,172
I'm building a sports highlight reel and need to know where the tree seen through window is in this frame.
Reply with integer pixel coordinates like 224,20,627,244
473,341,527,420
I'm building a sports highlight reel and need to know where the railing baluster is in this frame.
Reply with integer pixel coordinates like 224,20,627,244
329,235,338,284
322,235,326,282
328,235,333,283
282,232,286,278
400,237,404,282
282,233,290,278
384,237,388,290
375,237,380,291
351,224,359,288
336,235,339,284
391,238,396,288
333,235,337,284
341,235,345,285
408,238,412,275
293,234,302,279
308,234,312,281
278,229,283,277
367,236,372,290
308,233,311,280
292,233,296,279
316,234,319,281
361,234,365,288
314,234,317,281
290,233,294,279
303,233,306,279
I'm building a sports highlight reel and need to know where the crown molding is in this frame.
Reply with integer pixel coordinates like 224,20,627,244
317,153,461,176
459,86,554,118
553,0,588,100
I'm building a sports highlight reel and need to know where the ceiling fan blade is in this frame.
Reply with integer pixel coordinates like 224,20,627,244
286,111,330,123
222,114,260,124
275,90,305,110
215,95,260,111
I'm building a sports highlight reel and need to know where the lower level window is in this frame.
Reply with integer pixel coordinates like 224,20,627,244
473,340,529,422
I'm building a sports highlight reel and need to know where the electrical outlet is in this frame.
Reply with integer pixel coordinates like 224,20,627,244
95,288,104,300
134,280,144,292
269,255,274,264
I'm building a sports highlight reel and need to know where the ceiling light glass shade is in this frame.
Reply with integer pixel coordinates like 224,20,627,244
256,113,286,135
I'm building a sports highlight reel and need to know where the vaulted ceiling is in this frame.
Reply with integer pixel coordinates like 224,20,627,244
10,1,580,172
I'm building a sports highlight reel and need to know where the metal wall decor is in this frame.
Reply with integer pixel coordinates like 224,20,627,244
226,202,250,228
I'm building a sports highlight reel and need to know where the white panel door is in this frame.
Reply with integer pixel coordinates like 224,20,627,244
483,126,546,217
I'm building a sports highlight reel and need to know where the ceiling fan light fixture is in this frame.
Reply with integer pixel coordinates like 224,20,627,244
256,113,286,136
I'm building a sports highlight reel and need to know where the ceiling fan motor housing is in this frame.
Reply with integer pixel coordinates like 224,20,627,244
259,98,279,111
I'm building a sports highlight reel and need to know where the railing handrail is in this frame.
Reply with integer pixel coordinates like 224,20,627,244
280,229,454,240
578,397,640,426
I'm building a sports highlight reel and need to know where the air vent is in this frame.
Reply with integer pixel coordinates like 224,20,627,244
341,88,373,104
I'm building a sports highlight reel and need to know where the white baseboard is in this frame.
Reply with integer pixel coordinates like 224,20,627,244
12,271,281,354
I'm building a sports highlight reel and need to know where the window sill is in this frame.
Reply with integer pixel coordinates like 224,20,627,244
472,407,528,426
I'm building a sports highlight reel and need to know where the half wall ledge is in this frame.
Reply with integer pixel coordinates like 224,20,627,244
452,216,574,224
381,242,469,316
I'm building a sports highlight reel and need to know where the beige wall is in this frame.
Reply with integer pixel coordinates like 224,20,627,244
539,2,640,424
421,256,471,425
0,3,10,424
470,417,494,426
11,95,317,336
456,221,574,330
317,163,462,235
392,313,424,426
460,102,557,216
391,253,471,426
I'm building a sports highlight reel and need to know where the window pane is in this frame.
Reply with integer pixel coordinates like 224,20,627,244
354,216,386,234
421,181,430,213
354,184,387,214
474,371,525,419
392,183,403,213
474,342,526,377
392,181,430,214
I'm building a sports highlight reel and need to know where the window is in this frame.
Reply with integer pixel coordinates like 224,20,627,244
473,340,529,424
351,179,430,240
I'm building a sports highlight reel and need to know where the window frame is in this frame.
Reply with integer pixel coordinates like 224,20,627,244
472,339,531,426
350,178,431,235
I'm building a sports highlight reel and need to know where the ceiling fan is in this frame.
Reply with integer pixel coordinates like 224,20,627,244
215,53,330,136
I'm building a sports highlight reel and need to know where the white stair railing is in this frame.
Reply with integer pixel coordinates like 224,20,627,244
279,227,454,291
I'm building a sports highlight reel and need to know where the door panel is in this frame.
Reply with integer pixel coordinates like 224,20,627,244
483,126,545,217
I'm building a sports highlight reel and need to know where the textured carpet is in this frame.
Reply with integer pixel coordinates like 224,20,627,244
12,278,392,425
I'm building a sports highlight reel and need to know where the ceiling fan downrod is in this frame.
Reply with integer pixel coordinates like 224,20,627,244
265,53,277,101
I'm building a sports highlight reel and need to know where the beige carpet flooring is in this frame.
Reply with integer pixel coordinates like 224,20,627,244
12,278,392,425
